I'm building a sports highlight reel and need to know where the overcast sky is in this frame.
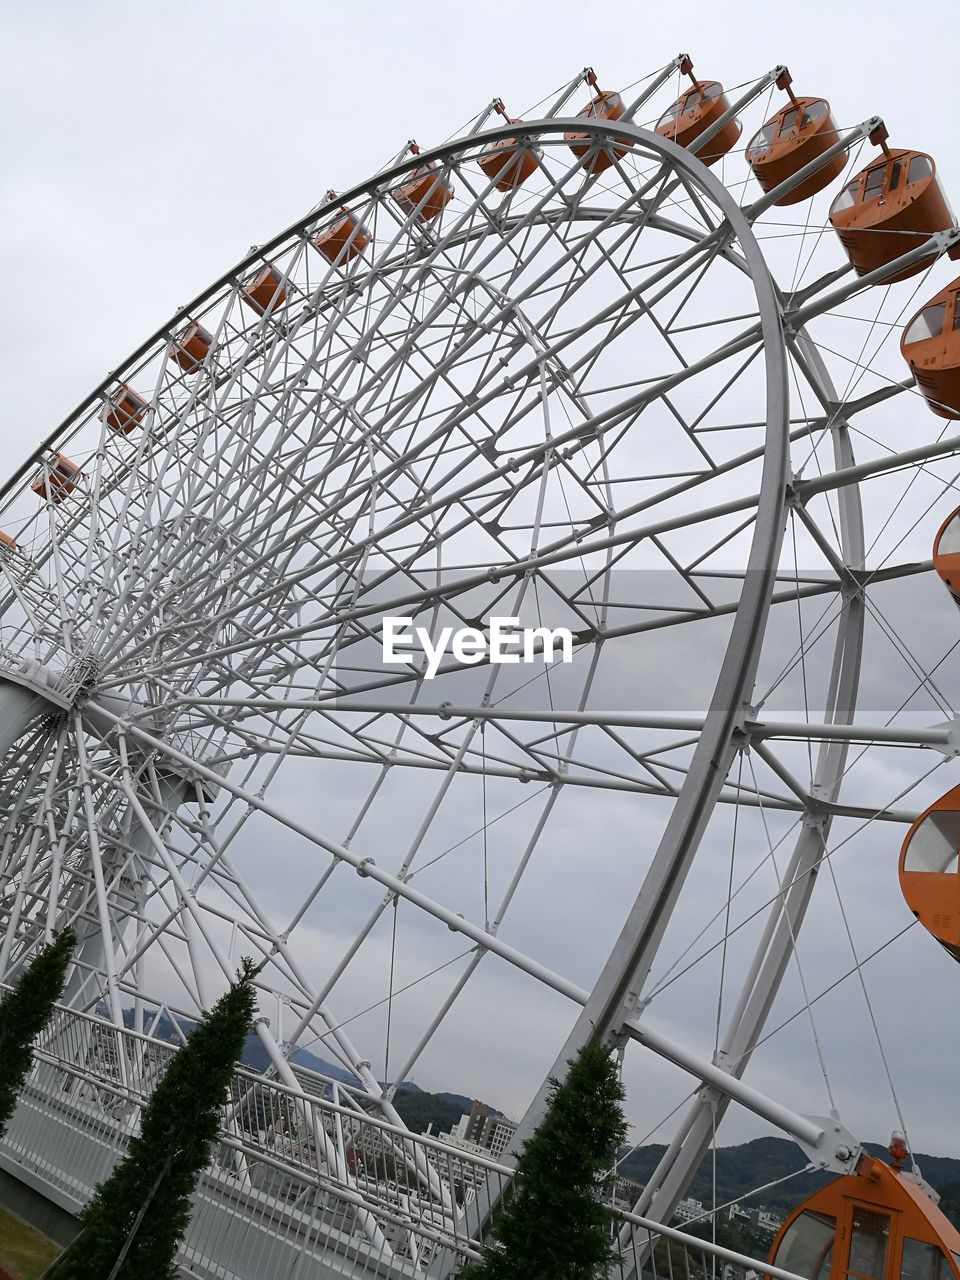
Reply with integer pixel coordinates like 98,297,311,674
4,0,960,1179
3,0,959,446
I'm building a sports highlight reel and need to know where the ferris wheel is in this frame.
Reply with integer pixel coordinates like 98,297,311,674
2,51,960,1274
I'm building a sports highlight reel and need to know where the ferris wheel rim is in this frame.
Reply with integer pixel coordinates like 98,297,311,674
6,69,960,1272
0,112,844,1050
0,113,784,511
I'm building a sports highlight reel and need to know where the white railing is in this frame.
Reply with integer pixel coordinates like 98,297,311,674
0,993,800,1280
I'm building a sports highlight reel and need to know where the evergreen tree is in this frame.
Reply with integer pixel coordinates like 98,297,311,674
461,1037,629,1280
50,959,259,1280
0,929,77,1139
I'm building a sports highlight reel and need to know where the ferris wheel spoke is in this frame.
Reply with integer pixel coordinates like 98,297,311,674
123,397,809,685
108,211,757,650
271,597,592,1050
103,317,783,680
85,696,849,1149
85,296,254,611
102,476,777,685
90,287,369,647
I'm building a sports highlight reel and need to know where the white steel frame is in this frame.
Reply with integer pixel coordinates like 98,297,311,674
1,57,959,1275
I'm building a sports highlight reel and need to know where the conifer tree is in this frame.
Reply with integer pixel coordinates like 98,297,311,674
461,1037,629,1280
50,958,259,1280
0,929,77,1139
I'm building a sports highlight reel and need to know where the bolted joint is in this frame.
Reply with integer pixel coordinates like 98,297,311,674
784,474,806,508
732,701,758,751
802,810,829,833
803,1113,861,1172
935,226,960,257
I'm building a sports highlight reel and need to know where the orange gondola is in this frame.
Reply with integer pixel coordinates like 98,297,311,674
655,58,740,167
769,1148,960,1280
314,193,370,265
394,149,454,224
829,129,956,282
0,531,17,553
565,77,632,176
900,279,960,419
170,320,214,372
899,784,960,963
102,385,148,435
746,75,844,204
241,263,287,316
31,453,81,505
478,102,540,191
933,507,960,609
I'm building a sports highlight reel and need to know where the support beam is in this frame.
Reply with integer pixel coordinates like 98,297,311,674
186,696,956,750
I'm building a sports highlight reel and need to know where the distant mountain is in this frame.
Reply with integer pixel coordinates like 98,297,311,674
940,1183,960,1225
238,1033,362,1086
117,1017,960,1231
126,1010,477,1108
436,1091,475,1113
124,1010,368,1085
619,1137,960,1224
122,1007,194,1043
391,1087,472,1135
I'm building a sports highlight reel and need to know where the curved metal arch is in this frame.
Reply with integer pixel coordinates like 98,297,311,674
460,115,789,1106
3,110,864,1240
618,328,867,1267
0,118,775,659
1,117,791,1021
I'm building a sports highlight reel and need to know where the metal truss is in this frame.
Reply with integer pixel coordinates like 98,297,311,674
1,57,959,1276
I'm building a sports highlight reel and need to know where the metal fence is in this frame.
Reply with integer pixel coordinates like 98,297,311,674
0,992,801,1280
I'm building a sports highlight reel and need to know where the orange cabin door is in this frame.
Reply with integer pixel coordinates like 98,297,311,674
836,1204,897,1280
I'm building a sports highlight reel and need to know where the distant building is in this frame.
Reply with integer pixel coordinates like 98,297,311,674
607,1173,645,1210
722,1265,762,1280
756,1208,783,1234
440,1101,519,1160
674,1197,705,1224
727,1202,783,1236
